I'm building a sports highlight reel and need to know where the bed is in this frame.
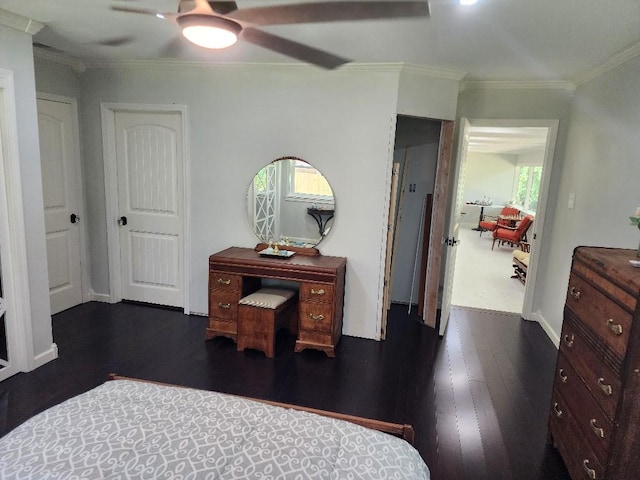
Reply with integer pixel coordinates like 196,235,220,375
0,375,429,479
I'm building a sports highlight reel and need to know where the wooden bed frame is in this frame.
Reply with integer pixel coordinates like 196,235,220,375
108,374,415,444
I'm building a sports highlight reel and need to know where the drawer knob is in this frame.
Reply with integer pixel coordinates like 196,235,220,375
597,378,613,396
582,459,597,479
590,418,605,438
218,302,231,309
309,313,325,321
310,288,326,296
217,278,231,285
563,334,574,348
606,319,623,336
558,368,568,383
569,286,581,300
552,402,563,418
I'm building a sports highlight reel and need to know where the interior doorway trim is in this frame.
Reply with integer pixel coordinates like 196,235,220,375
462,118,558,322
101,103,191,313
0,68,35,375
36,92,90,307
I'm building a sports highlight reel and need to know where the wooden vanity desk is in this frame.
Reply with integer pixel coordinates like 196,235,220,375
207,247,346,357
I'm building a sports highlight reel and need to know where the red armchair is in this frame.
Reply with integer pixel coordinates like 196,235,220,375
479,206,520,236
492,215,534,250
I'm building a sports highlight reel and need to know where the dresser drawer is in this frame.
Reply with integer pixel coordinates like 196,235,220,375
550,390,605,480
209,291,239,320
554,354,613,462
559,316,622,420
300,282,334,303
566,271,632,359
299,302,334,333
209,271,241,292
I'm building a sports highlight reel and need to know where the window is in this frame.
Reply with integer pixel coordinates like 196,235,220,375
513,165,542,211
286,160,333,203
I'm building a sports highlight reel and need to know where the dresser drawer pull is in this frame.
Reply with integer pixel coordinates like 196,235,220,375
569,286,581,300
310,288,326,296
590,419,605,438
558,368,568,383
309,313,325,321
217,302,231,309
582,459,597,479
217,278,231,285
597,378,613,396
606,319,623,336
552,402,563,418
563,334,574,348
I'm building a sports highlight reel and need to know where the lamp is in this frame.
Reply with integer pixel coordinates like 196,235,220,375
177,15,241,49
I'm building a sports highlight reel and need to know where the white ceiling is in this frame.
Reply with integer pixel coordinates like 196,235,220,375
467,126,548,155
1,0,639,81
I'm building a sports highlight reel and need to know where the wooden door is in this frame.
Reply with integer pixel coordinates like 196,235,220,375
114,110,184,307
439,119,470,335
423,121,455,329
380,162,400,339
37,98,83,314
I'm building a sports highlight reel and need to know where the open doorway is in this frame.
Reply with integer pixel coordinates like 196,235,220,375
444,120,558,322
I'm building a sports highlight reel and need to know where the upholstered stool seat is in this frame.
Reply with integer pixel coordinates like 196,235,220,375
512,249,530,284
237,288,298,358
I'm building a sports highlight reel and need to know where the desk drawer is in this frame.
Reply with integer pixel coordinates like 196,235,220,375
566,271,632,359
299,302,334,333
209,271,241,292
300,282,334,303
209,291,239,320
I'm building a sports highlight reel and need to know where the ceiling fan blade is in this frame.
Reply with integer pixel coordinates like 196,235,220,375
111,5,161,16
228,1,429,26
95,36,135,47
242,27,349,69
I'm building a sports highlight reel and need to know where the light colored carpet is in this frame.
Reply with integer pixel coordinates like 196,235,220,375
451,226,525,313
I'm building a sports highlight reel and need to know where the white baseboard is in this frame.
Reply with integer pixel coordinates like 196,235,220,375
530,311,559,348
89,291,112,303
32,343,58,370
190,310,207,317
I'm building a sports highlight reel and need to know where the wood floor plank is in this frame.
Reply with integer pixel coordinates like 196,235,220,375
0,302,570,480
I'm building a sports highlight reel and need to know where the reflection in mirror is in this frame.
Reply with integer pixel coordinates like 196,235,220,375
0,251,7,371
247,157,335,247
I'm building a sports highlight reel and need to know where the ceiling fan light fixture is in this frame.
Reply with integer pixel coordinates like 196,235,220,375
460,0,478,5
177,14,241,49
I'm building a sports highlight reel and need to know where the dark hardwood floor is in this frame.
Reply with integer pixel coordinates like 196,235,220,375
0,302,569,479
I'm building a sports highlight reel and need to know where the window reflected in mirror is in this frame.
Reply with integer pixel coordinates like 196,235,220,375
247,157,335,248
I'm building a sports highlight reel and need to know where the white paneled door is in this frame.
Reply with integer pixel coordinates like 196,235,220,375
37,98,83,315
114,111,184,308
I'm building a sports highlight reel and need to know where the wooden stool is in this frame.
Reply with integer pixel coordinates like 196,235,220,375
237,288,298,358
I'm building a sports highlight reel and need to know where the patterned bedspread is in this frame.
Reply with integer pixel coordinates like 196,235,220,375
0,379,429,479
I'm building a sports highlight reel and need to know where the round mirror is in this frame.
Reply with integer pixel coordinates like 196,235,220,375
246,157,335,248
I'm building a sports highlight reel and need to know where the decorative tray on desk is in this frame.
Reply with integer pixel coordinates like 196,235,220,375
258,247,295,258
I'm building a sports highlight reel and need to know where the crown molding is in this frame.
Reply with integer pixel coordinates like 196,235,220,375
573,39,640,87
462,79,576,92
33,46,86,74
0,8,43,35
82,58,465,79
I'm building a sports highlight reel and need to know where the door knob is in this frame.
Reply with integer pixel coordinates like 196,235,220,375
70,213,80,224
118,216,128,226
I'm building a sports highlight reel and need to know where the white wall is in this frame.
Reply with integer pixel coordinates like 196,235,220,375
77,64,403,339
0,25,54,363
459,152,517,225
536,57,640,342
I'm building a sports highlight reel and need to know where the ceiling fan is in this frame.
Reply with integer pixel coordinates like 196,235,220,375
111,0,430,69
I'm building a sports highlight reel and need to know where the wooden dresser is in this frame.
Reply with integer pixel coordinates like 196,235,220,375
208,247,347,357
549,247,640,479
